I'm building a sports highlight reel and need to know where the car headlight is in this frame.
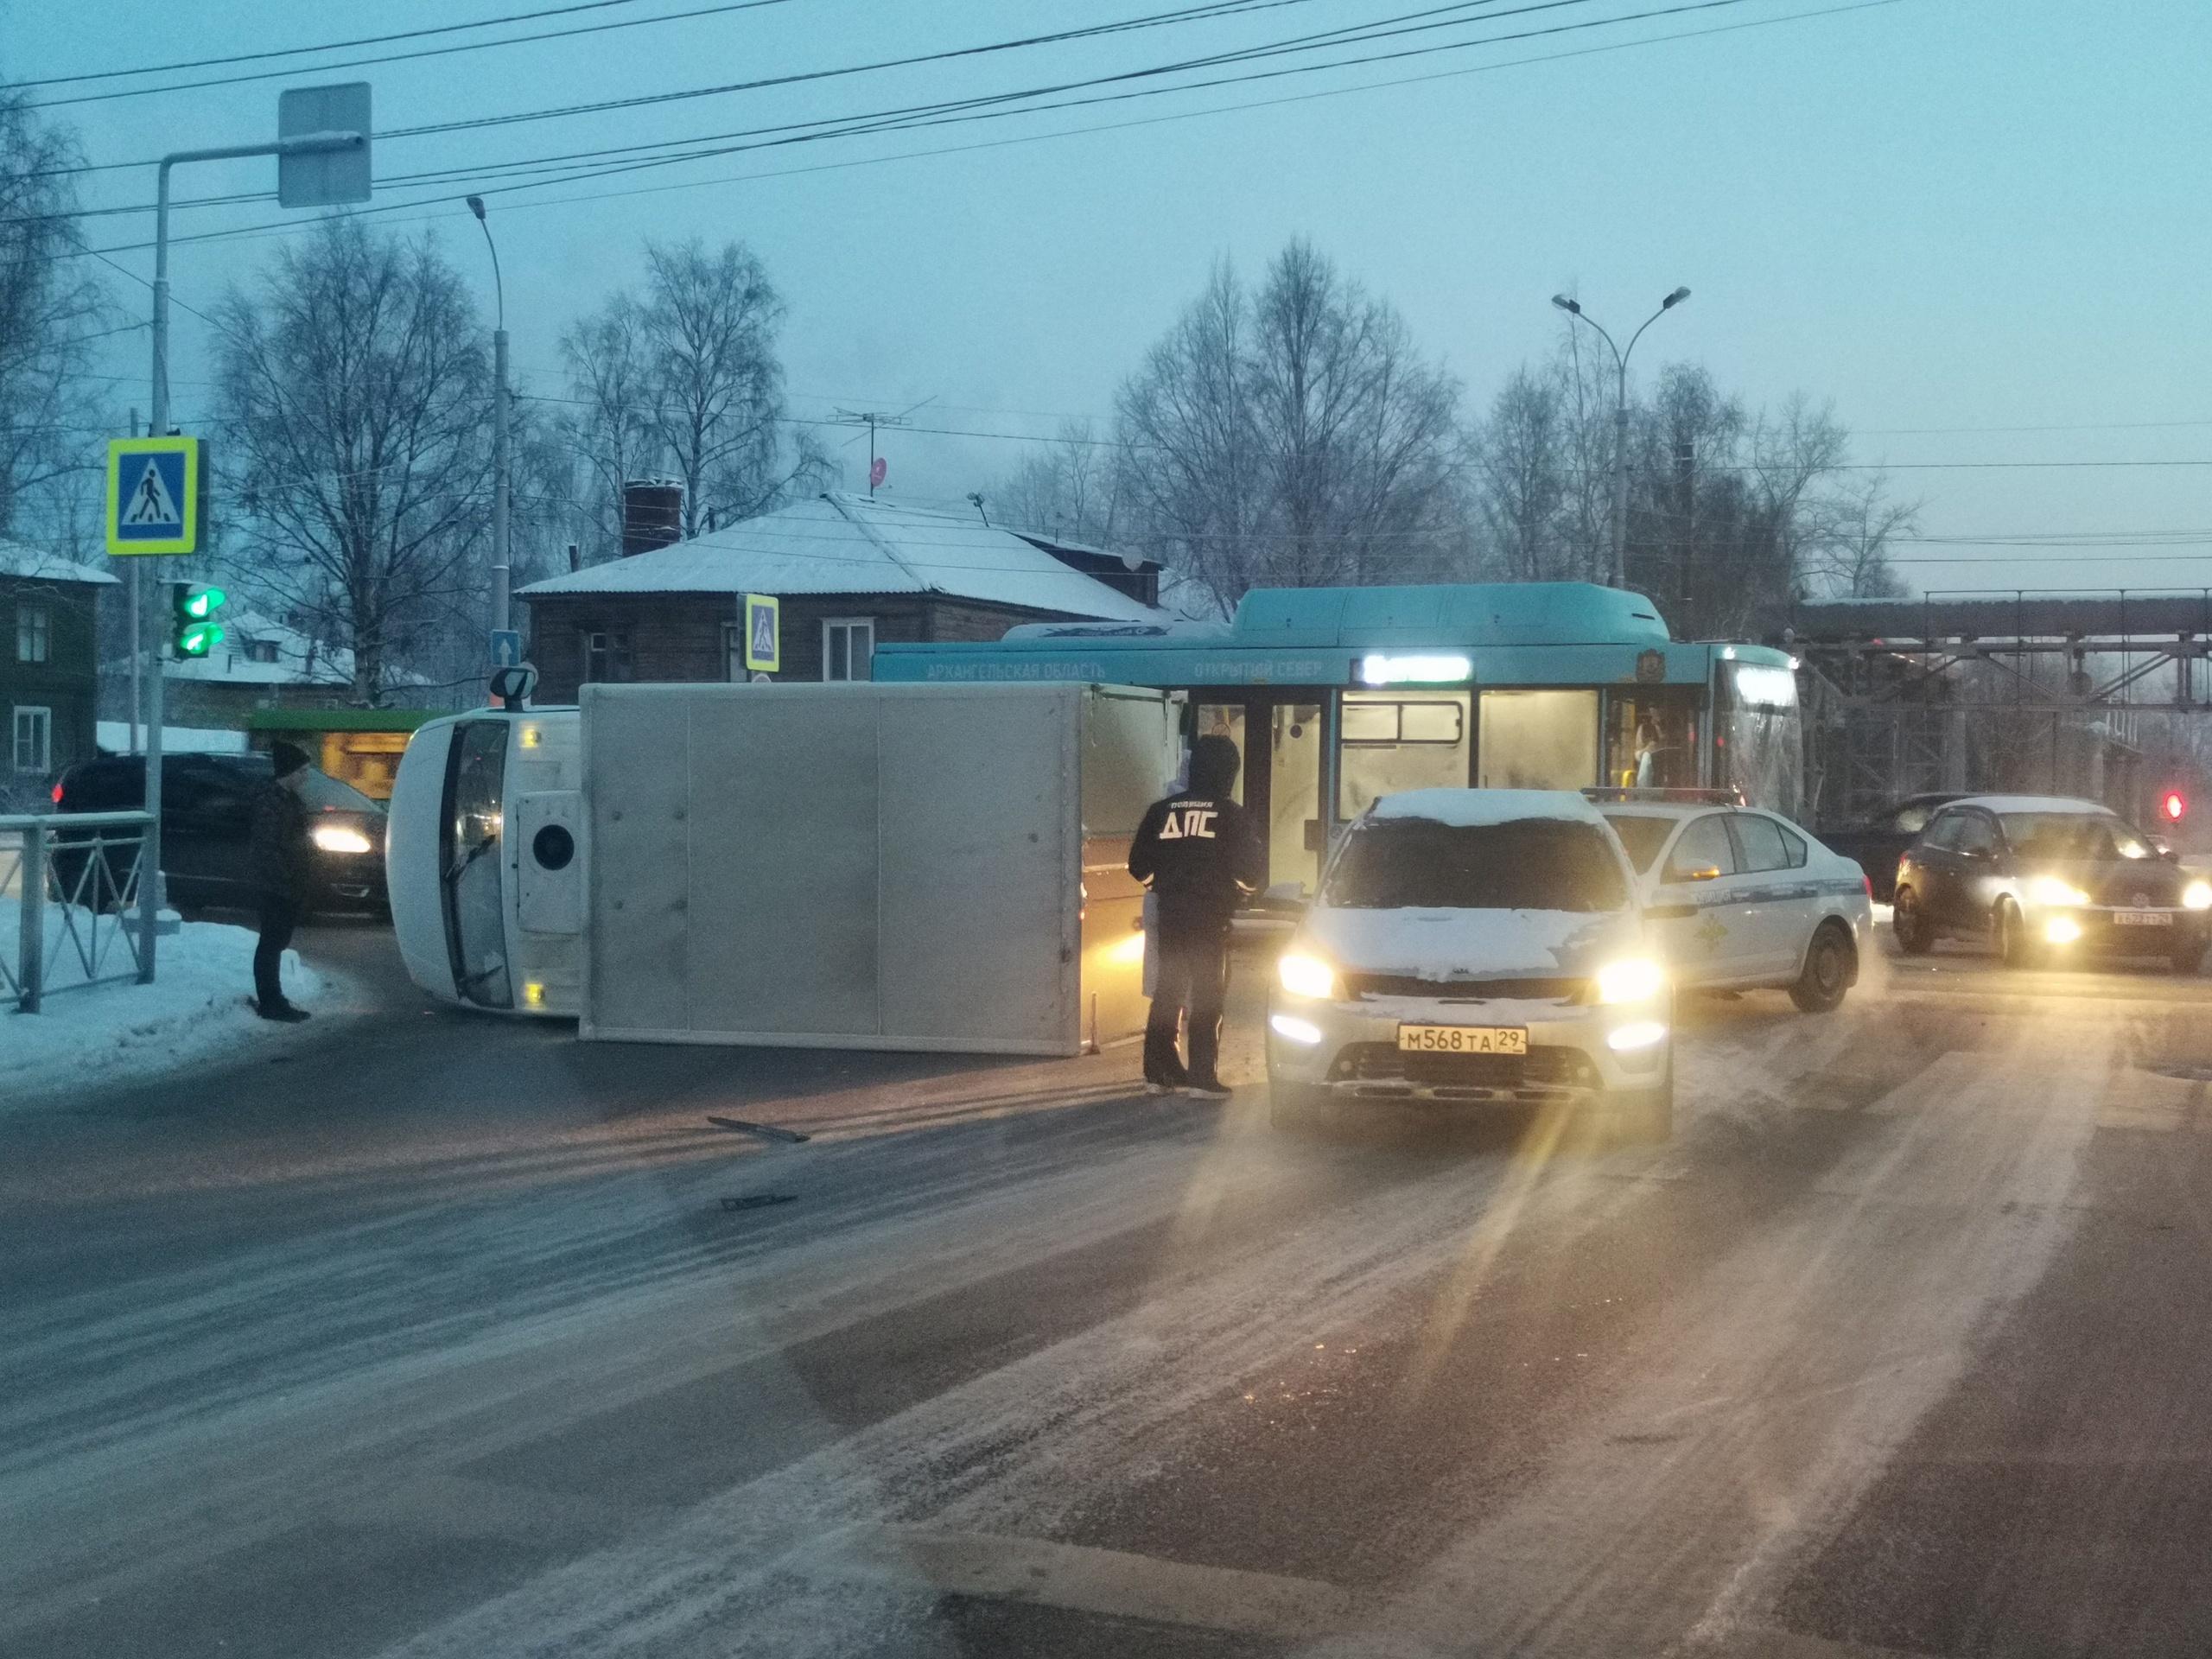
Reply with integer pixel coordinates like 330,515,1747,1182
1276,950,1340,1001
311,823,374,855
2026,875,2089,908
2185,880,2212,912
1594,957,1666,1005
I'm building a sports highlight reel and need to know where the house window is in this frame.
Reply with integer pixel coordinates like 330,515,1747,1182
582,629,632,683
823,618,874,683
246,639,279,664
11,705,51,774
16,603,50,664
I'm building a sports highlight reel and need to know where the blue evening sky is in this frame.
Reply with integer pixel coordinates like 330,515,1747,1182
10,0,2208,594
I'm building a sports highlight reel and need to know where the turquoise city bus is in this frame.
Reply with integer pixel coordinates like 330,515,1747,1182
873,582,1802,898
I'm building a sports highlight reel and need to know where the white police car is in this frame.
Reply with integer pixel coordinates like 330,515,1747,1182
1267,789,1674,1141
1592,793,1872,1012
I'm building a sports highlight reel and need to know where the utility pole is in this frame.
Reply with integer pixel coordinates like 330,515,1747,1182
126,408,139,754
1550,287,1691,589
466,196,511,639
134,91,368,982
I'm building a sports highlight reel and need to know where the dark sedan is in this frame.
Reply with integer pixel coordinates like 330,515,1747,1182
53,751,389,918
1892,794,2209,971
1819,791,1966,901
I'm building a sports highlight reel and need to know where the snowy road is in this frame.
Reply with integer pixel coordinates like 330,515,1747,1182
7,929,2212,1656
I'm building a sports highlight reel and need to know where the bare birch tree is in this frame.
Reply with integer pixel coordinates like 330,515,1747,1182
213,216,493,702
0,88,114,544
562,238,826,545
1114,243,1461,613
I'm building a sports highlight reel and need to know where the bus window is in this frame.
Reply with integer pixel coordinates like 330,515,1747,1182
1719,664,1804,818
1605,691,1702,790
442,720,513,1010
1339,690,1471,818
1477,690,1599,791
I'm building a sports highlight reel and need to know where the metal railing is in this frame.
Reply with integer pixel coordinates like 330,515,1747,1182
1,811,155,1014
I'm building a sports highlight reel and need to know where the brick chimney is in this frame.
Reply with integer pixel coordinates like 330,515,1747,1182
620,479,683,557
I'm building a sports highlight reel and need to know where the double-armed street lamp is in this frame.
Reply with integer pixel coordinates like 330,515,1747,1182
1550,286,1691,589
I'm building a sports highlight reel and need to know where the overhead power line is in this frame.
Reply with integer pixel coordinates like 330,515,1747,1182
10,0,658,89
53,0,1815,255
19,0,799,111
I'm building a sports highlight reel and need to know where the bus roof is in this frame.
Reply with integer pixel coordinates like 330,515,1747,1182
878,582,1790,690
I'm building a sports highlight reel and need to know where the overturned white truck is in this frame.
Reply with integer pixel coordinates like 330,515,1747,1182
386,682,1178,1056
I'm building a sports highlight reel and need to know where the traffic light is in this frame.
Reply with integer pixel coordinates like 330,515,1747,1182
2162,788,2188,824
170,582,227,658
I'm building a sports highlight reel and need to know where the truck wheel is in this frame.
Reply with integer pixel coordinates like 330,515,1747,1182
1892,886,1932,955
1269,1081,1332,1134
1789,922,1856,1014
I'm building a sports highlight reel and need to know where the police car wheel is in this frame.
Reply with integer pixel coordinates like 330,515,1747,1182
1789,923,1855,1014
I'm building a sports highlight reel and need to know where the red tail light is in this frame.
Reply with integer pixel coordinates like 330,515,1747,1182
1863,874,1874,899
50,782,64,805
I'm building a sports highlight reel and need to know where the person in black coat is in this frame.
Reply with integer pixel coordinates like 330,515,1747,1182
247,742,315,1021
1127,734,1265,1096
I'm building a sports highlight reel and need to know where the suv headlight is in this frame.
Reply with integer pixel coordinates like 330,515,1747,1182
1276,951,1340,1001
2026,875,2089,908
2184,880,2212,912
311,823,374,855
1594,957,1666,1005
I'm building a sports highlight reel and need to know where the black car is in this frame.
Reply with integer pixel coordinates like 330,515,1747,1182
52,751,389,918
1820,791,1967,901
1892,795,2209,971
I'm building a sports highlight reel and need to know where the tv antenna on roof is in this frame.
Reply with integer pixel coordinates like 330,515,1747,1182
831,397,933,495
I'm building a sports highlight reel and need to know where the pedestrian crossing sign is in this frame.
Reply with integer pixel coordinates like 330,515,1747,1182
743,592,779,673
106,435,207,556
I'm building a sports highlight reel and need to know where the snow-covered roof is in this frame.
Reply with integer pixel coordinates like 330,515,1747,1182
0,539,118,586
1370,788,1608,828
517,493,1162,623
167,604,353,688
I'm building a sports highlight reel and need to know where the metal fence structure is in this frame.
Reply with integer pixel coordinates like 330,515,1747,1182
1,812,155,1014
1789,591,2212,830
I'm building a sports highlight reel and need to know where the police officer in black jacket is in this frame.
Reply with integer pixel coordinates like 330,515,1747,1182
246,742,315,1022
1128,734,1265,1097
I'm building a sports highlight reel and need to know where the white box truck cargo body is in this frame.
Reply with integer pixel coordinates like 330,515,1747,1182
577,681,1175,1055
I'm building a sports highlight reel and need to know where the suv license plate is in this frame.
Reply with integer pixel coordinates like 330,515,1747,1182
2114,912,2173,926
1398,1025,1528,1055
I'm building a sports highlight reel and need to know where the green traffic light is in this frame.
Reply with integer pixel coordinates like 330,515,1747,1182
178,622,225,658
181,584,226,620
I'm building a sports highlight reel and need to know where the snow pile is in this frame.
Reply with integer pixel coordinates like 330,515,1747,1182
0,898,324,1109
1370,787,1605,828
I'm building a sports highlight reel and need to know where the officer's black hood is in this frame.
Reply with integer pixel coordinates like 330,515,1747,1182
1187,734,1241,798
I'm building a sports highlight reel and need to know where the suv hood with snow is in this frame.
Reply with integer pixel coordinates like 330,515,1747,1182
1298,905,1641,982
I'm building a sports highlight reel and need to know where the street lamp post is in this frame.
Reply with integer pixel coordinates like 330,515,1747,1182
1550,287,1691,589
467,195,511,639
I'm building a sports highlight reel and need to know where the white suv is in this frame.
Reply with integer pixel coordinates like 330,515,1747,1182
1267,789,1672,1141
